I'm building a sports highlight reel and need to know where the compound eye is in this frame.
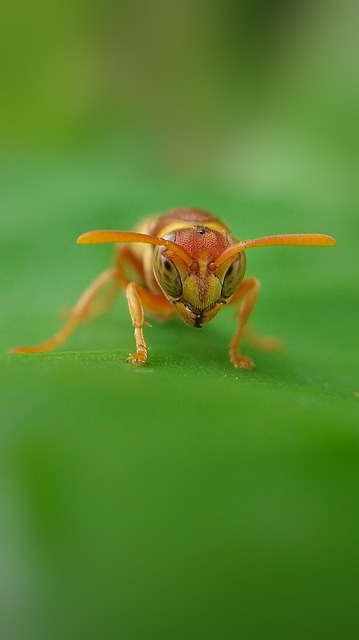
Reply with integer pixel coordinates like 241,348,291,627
221,256,244,298
153,246,182,298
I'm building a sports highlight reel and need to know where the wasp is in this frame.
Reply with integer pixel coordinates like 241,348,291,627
10,208,336,368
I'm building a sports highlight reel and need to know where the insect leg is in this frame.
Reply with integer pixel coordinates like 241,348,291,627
228,277,260,369
125,283,174,365
242,326,282,351
228,277,281,368
10,267,119,354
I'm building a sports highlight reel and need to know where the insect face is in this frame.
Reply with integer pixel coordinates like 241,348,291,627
153,227,246,328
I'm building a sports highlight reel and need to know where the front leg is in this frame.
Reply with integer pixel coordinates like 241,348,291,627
228,277,259,369
125,282,174,365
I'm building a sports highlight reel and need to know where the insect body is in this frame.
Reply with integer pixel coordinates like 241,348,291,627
11,208,336,368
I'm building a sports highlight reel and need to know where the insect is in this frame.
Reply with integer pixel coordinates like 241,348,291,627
10,208,336,369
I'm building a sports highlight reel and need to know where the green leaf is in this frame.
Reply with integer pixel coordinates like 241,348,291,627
1,151,358,640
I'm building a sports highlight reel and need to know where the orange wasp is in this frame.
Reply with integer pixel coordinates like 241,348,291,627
11,208,336,369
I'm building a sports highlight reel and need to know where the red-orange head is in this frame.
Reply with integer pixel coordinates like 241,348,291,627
153,225,246,327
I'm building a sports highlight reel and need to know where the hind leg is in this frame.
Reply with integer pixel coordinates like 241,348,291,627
10,267,119,354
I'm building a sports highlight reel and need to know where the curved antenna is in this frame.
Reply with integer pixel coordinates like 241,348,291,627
77,230,193,267
215,233,336,267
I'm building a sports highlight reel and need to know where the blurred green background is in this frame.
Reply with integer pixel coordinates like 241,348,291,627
1,1,358,638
